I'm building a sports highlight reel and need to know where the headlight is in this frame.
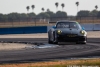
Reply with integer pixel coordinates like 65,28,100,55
57,30,62,34
80,30,85,35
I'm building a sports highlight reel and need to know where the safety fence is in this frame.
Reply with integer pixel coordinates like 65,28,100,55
0,16,100,27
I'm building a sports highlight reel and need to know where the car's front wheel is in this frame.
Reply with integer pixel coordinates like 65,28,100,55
48,39,53,44
48,34,53,44
53,33,58,44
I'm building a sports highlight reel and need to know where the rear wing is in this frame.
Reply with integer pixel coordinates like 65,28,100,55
48,21,57,24
48,21,57,26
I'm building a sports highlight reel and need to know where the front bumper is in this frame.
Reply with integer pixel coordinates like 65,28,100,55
57,34,87,42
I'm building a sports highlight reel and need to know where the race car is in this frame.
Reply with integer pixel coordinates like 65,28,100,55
48,20,87,44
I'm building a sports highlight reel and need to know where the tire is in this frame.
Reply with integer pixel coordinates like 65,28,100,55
53,32,58,44
48,34,53,44
48,40,53,44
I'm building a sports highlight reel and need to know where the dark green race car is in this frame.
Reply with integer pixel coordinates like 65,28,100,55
48,20,87,44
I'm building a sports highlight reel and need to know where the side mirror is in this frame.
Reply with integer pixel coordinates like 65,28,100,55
82,27,85,30
52,25,56,29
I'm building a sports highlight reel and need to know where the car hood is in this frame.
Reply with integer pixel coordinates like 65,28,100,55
56,28,81,34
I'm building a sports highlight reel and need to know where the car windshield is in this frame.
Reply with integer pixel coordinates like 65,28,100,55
56,22,80,29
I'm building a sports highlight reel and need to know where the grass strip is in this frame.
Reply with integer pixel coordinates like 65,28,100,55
0,58,100,67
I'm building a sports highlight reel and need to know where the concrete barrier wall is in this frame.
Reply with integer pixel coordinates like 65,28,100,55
93,24,100,31
81,24,94,31
0,26,47,34
0,24,100,34
47,24,100,31
81,24,100,31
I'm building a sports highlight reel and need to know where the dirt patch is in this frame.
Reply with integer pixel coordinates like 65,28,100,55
0,43,32,51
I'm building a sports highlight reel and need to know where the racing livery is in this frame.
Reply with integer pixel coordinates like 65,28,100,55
48,20,87,44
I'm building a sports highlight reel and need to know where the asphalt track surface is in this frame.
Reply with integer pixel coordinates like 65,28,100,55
0,38,100,64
